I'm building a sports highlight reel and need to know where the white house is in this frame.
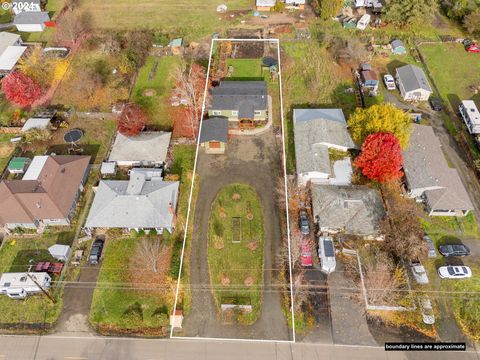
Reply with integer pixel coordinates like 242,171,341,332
0,32,26,72
293,108,356,186
395,64,432,102
459,100,480,134
14,11,50,32
0,272,51,299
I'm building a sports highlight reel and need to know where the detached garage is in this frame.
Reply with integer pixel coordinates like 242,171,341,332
199,117,228,154
14,11,50,32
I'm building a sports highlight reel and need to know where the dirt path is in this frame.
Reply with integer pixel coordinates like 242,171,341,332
178,130,291,340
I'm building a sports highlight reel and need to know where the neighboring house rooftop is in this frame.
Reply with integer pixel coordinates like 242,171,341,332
293,108,356,176
0,32,21,54
403,124,474,211
396,64,432,93
108,131,171,164
211,81,268,118
85,173,179,230
199,117,228,143
0,45,27,71
0,155,90,226
256,0,276,6
14,11,49,25
311,184,385,237
21,117,51,132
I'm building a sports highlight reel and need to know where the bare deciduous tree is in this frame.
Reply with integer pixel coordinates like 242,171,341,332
56,10,93,45
132,238,168,274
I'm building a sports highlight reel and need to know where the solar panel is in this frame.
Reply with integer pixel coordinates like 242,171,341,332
324,239,334,257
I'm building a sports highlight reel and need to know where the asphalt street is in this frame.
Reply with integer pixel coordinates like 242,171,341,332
0,335,478,360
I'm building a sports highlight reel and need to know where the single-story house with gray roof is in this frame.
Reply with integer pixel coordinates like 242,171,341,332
208,81,268,127
85,172,179,233
403,124,474,217
14,11,50,32
199,117,228,154
311,184,385,240
395,64,432,102
108,131,171,167
293,108,356,186
256,0,276,11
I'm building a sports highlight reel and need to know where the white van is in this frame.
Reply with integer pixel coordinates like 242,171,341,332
357,14,371,30
318,235,336,275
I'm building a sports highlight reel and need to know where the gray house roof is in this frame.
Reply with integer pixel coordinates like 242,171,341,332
0,32,21,55
85,174,179,229
199,117,228,143
311,184,385,237
293,109,356,176
14,11,49,25
211,81,267,118
396,64,432,93
403,124,474,211
109,131,171,164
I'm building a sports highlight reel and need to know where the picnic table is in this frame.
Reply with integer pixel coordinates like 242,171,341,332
35,262,50,272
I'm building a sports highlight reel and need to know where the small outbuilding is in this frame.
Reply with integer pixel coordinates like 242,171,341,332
256,0,276,11
21,117,52,132
199,117,228,154
391,39,406,55
14,11,50,32
395,64,432,102
100,161,117,176
48,244,72,262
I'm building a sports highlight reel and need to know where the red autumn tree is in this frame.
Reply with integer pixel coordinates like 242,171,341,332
354,132,404,183
117,103,147,136
2,71,43,107
172,62,206,139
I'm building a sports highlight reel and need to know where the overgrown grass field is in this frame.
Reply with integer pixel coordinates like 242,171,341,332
78,0,251,40
132,55,181,130
207,183,264,324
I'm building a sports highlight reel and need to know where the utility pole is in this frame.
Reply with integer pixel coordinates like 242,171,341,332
27,269,56,304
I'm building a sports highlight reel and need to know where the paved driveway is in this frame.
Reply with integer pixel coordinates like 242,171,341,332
55,263,100,335
178,129,291,341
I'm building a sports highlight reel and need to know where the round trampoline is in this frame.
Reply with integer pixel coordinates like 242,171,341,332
262,56,278,67
64,129,84,144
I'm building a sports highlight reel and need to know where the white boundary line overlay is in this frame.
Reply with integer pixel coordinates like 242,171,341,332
170,38,296,343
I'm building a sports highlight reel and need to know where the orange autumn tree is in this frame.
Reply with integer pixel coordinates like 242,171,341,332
354,132,404,183
172,62,206,139
117,103,147,136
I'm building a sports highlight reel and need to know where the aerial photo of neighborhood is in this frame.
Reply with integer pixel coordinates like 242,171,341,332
0,0,480,358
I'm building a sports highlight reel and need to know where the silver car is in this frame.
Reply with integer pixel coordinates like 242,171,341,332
419,297,435,325
423,235,437,258
410,261,429,284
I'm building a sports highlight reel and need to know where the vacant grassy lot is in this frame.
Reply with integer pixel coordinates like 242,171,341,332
79,0,251,39
420,43,480,110
207,183,264,324
132,56,181,130
0,230,73,325
89,235,175,335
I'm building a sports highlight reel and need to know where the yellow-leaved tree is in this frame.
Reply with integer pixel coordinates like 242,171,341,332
347,103,412,148
53,60,69,82
17,47,54,87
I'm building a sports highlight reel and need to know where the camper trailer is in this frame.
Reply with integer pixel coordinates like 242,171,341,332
356,14,371,30
0,272,51,299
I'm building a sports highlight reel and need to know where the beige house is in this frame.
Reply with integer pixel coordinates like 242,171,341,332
199,117,228,154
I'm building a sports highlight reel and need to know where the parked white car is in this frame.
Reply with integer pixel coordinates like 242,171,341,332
438,266,472,279
419,297,435,325
383,74,396,90
410,261,429,284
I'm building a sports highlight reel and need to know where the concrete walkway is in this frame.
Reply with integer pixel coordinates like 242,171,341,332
228,95,273,136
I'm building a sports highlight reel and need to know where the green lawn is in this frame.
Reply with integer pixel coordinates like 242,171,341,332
420,43,480,111
132,55,181,130
0,134,16,173
78,0,251,40
226,59,264,80
0,230,73,325
0,8,12,23
207,183,264,324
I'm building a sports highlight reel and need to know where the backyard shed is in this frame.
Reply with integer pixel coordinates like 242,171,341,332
199,117,229,154
8,157,30,174
48,244,72,262
100,161,117,176
21,117,52,132
391,39,406,55
14,11,50,32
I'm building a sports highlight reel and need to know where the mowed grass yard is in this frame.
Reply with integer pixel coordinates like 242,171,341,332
79,0,251,39
226,59,264,79
207,183,264,324
0,230,73,325
132,56,181,130
420,43,480,110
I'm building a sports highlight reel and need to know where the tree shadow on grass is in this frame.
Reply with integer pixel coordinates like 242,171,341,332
9,249,56,272
386,60,409,77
